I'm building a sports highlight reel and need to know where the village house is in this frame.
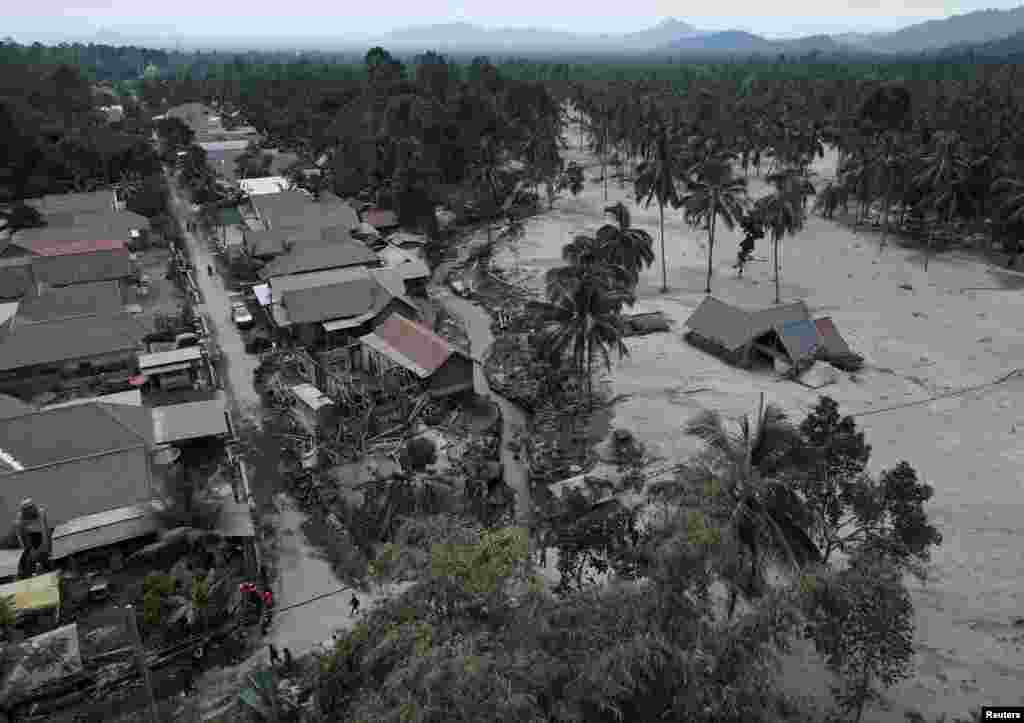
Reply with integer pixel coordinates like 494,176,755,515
376,243,431,296
258,236,381,279
359,313,474,399
250,190,359,237
0,306,146,398
0,402,160,535
683,296,861,372
263,266,419,351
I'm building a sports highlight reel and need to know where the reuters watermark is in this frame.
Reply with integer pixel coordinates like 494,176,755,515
983,708,1024,720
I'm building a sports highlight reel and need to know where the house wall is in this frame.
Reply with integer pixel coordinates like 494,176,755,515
0,448,154,529
428,355,474,397
0,349,138,397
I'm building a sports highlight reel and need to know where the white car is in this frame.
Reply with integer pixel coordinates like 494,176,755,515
231,302,254,329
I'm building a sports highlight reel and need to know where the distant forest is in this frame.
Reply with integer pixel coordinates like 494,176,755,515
0,38,1002,93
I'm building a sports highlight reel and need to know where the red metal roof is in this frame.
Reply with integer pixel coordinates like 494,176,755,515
373,313,457,376
24,239,128,257
364,208,399,229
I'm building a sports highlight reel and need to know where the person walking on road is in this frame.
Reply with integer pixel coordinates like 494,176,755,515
350,593,360,617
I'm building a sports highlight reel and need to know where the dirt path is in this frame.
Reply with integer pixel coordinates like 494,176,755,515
434,289,534,528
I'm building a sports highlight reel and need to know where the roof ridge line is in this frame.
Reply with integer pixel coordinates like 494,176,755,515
96,402,150,445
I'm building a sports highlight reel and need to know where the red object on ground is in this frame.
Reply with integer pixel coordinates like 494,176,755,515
262,590,274,607
129,375,148,386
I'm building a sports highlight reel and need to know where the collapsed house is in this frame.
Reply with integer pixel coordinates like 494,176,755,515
683,296,862,372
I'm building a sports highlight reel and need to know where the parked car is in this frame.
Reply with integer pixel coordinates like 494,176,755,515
232,302,254,329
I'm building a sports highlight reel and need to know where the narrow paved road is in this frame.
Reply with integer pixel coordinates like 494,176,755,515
435,289,533,528
166,179,263,426
166,174,355,659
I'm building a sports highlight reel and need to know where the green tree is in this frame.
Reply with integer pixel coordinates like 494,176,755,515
596,202,655,286
678,158,748,294
914,130,968,272
635,121,681,292
804,551,916,723
539,263,632,405
756,170,806,304
655,399,819,619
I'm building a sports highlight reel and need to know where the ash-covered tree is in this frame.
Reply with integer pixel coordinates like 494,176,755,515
803,549,916,723
794,396,942,571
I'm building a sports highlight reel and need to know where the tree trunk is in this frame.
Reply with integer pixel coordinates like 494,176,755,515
880,162,893,251
603,126,609,202
659,202,668,292
924,223,933,272
773,233,781,304
705,201,717,294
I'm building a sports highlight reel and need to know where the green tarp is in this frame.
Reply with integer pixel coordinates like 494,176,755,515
218,207,244,227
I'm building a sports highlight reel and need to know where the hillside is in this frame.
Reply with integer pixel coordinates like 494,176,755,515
867,5,1024,53
663,30,853,56
665,30,778,54
376,19,706,54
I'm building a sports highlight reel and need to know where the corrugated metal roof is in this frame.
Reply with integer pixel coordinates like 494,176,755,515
240,177,293,196
151,399,229,444
268,266,370,296
748,301,811,338
361,314,458,379
24,191,116,216
0,402,148,470
33,249,135,286
280,276,390,325
259,239,377,279
291,383,333,410
0,313,144,372
684,296,756,351
0,571,60,613
322,310,378,331
363,208,398,228
814,317,854,358
16,280,122,323
199,140,251,152
137,346,203,371
18,238,128,257
361,332,432,378
43,389,142,409
775,319,821,363
50,502,161,560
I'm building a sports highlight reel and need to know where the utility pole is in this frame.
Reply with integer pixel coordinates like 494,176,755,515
125,604,160,723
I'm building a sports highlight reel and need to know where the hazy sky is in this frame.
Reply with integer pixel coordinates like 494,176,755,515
6,0,1024,44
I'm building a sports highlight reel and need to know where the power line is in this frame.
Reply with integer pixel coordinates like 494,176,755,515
274,584,357,616
848,367,1024,419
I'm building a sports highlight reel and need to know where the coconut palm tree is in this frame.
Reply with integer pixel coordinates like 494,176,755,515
991,176,1024,267
596,202,655,286
538,265,633,405
652,396,819,620
914,130,969,272
678,159,748,294
758,170,807,304
635,120,681,292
